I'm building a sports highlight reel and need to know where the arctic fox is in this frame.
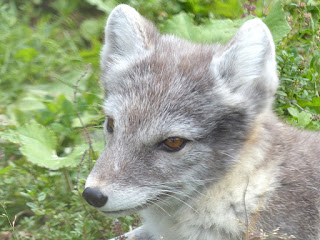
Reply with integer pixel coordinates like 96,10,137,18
83,4,320,240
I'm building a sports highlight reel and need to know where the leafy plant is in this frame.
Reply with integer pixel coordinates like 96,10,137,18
275,1,320,129
160,0,290,44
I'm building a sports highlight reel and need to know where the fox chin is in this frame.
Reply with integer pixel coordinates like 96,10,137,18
82,4,320,240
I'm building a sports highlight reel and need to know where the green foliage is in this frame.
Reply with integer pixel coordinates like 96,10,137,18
0,0,319,239
0,0,103,105
161,0,290,44
0,1,109,238
2,121,98,170
213,0,243,18
263,0,291,43
275,1,320,129
161,13,252,43
2,79,105,169
85,0,118,14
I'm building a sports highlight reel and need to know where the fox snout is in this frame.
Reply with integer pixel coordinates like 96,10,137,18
82,187,108,208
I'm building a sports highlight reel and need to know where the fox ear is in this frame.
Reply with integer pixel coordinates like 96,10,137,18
101,4,158,68
211,19,278,110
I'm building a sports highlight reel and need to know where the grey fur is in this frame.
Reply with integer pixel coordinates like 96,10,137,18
84,4,320,240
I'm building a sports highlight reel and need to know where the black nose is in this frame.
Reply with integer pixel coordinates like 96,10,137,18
82,187,108,208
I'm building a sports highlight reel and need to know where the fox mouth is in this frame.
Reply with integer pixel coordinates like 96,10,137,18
99,202,150,216
98,193,172,216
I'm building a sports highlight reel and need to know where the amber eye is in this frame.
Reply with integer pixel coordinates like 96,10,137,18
106,117,114,133
161,137,188,152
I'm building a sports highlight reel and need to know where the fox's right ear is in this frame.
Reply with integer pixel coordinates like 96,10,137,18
101,4,158,69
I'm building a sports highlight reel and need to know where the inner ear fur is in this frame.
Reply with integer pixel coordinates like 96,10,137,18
101,4,158,67
211,19,278,110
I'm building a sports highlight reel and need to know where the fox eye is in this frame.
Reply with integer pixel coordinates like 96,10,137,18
161,137,188,152
106,117,114,133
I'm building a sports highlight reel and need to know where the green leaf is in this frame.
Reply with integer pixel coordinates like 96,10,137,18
2,121,88,170
1,129,21,144
26,202,39,210
277,90,287,97
72,112,98,128
85,0,117,14
298,97,320,107
37,192,47,202
0,165,13,175
14,47,39,62
296,98,320,114
287,107,299,117
161,0,290,44
80,18,104,41
297,111,312,127
161,13,252,43
310,53,319,68
214,0,242,18
307,0,320,6
161,13,195,41
263,0,291,43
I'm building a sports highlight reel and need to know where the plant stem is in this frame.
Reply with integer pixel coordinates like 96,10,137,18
63,168,73,192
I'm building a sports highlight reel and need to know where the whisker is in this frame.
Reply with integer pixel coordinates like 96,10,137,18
160,192,199,214
151,200,172,217
144,178,218,187
220,151,238,161
164,189,194,200
185,185,206,197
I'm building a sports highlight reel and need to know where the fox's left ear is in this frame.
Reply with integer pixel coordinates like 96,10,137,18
101,4,158,69
211,19,278,111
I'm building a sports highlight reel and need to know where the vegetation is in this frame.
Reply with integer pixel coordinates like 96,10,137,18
0,0,319,239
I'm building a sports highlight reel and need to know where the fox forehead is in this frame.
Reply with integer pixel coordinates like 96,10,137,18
103,36,218,94
102,38,226,140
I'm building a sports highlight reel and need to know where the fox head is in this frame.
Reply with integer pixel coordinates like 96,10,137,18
83,4,278,216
